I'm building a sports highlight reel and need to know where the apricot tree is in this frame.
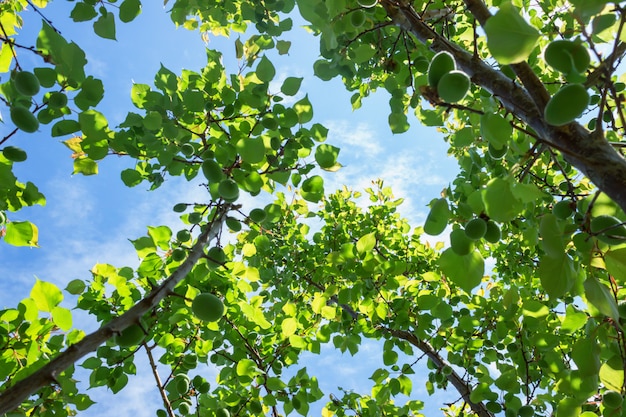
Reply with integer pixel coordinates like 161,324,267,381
1,1,626,417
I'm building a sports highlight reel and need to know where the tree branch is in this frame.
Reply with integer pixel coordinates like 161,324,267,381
0,203,233,415
382,0,626,214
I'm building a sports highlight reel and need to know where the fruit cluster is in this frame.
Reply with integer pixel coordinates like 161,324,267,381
427,51,470,103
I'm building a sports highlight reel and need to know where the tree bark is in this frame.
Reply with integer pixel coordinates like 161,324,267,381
384,0,626,214
0,203,232,415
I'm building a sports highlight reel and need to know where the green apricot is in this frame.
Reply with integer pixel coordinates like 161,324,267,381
177,229,192,242
188,212,203,224
552,200,575,219
590,215,626,244
518,405,534,417
428,51,455,88
13,71,40,96
450,228,474,256
602,390,623,409
207,246,227,268
114,324,144,347
544,39,590,74
10,105,39,133
248,400,263,414
171,248,186,262
218,178,239,201
484,220,501,243
465,218,487,240
424,198,450,236
249,208,267,223
487,143,508,160
191,293,225,322
215,409,231,417
437,70,470,103
2,146,27,162
178,401,191,415
357,0,377,7
544,83,589,126
156,410,168,417
201,159,223,183
350,9,366,27
176,376,190,394
180,143,195,157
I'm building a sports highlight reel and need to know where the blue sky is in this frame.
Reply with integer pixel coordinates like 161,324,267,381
1,2,461,416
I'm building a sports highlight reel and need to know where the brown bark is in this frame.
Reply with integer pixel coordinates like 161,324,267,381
384,0,626,214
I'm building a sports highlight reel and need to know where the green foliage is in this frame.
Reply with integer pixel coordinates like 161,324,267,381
4,1,626,417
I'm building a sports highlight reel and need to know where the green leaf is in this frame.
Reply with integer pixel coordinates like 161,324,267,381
606,248,626,283
571,338,600,376
423,198,449,236
256,56,275,82
52,306,73,331
281,317,298,339
438,248,484,292
482,177,523,222
93,10,116,40
4,221,39,247
314,144,340,170
538,253,576,298
75,76,105,110
70,2,98,22
539,214,565,257
584,276,619,321
484,2,540,64
480,113,511,150
301,175,324,202
119,0,141,23
388,112,409,134
600,355,625,392
73,157,98,175
51,120,81,137
560,305,587,334
356,232,376,255
281,77,303,96
236,359,260,377
31,279,63,312
120,169,142,187
294,95,313,124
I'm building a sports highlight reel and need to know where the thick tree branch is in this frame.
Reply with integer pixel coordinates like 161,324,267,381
0,203,233,415
383,0,626,214
376,326,494,417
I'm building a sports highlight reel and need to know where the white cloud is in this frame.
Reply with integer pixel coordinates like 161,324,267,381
325,120,383,158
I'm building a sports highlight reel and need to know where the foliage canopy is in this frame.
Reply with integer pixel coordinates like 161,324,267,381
2,0,626,416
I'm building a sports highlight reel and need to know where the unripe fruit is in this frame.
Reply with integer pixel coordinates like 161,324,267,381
552,200,574,219
544,83,589,126
357,0,377,7
248,400,263,414
602,390,623,409
428,51,455,88
544,40,590,74
350,10,366,27
437,70,470,103
177,229,191,242
191,293,225,322
207,246,226,268
171,248,186,262
249,208,267,223
518,405,534,417
465,218,487,240
487,143,507,160
47,92,68,108
156,410,167,417
13,71,40,96
2,146,27,162
201,159,223,182
450,228,474,255
484,220,501,243
10,105,39,133
225,217,242,231
114,324,144,347
215,409,230,417
590,215,626,244
176,376,190,394
180,143,195,157
178,401,191,415
218,179,239,201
